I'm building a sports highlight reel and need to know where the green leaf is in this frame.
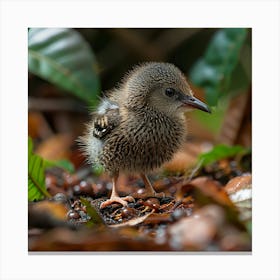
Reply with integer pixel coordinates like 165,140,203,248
80,197,104,227
28,137,51,201
198,144,250,167
92,163,105,176
28,28,100,105
28,136,33,156
51,159,75,173
246,220,252,235
189,28,248,106
193,98,228,135
227,62,250,95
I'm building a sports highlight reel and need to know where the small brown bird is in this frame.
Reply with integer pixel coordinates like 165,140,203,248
80,62,211,208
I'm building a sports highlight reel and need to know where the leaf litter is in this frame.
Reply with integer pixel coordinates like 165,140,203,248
28,144,252,251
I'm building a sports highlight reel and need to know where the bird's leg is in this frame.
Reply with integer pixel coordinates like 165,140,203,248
134,173,165,199
100,174,135,209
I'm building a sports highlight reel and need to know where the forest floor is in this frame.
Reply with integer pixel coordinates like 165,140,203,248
28,140,251,252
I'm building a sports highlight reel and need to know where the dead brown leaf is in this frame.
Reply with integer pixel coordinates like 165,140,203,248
35,133,74,161
190,176,234,207
28,200,69,229
29,226,171,251
224,174,252,221
169,204,225,250
109,210,155,228
224,174,252,195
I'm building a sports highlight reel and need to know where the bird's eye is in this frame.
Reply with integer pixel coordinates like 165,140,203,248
165,88,175,97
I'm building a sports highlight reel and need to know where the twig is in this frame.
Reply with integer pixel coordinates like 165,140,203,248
29,97,88,113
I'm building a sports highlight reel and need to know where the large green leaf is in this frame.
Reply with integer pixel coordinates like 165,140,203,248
28,28,100,105
189,28,248,106
28,137,51,201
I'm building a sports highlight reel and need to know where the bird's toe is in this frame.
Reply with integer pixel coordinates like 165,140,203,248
153,191,165,198
123,195,135,203
100,195,134,209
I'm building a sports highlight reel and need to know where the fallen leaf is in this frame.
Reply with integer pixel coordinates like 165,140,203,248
225,174,252,221
80,197,104,226
189,176,234,207
28,200,69,229
169,205,225,250
143,213,172,225
224,174,252,196
28,111,53,139
109,210,155,228
35,133,74,161
29,227,171,251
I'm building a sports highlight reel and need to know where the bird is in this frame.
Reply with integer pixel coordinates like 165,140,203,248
80,62,211,209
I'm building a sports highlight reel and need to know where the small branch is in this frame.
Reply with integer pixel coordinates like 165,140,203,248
108,29,164,60
217,89,251,145
28,97,88,113
186,159,204,183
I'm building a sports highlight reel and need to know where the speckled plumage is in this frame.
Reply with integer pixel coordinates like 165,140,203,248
79,62,210,208
100,105,185,174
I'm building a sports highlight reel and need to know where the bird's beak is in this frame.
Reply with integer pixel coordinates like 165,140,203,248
179,94,211,113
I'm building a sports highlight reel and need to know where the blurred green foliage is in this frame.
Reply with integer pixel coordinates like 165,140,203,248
92,163,105,177
198,144,251,168
28,137,75,201
189,28,251,135
28,28,100,106
80,197,104,227
189,28,249,106
28,137,51,201
54,159,75,174
193,99,227,134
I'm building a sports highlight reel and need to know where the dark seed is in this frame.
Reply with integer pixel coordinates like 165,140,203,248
53,193,68,203
160,197,173,204
73,185,82,195
45,174,57,187
120,207,137,218
67,210,80,219
79,181,93,195
127,202,135,208
144,198,160,210
63,173,79,189
91,183,107,197
136,180,145,188
63,173,74,186
72,181,93,196
136,188,146,195
134,199,144,207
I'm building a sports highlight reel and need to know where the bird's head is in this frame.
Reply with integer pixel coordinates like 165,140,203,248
123,62,211,117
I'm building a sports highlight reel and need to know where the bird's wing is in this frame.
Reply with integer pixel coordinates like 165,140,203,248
91,99,120,139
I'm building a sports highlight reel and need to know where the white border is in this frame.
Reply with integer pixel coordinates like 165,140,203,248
1,0,279,280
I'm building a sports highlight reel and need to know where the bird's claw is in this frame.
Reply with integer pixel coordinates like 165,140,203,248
100,195,135,209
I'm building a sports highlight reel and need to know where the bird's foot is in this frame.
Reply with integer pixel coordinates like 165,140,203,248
100,195,135,209
133,188,165,199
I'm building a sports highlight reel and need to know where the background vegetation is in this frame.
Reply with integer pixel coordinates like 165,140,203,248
28,28,252,251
